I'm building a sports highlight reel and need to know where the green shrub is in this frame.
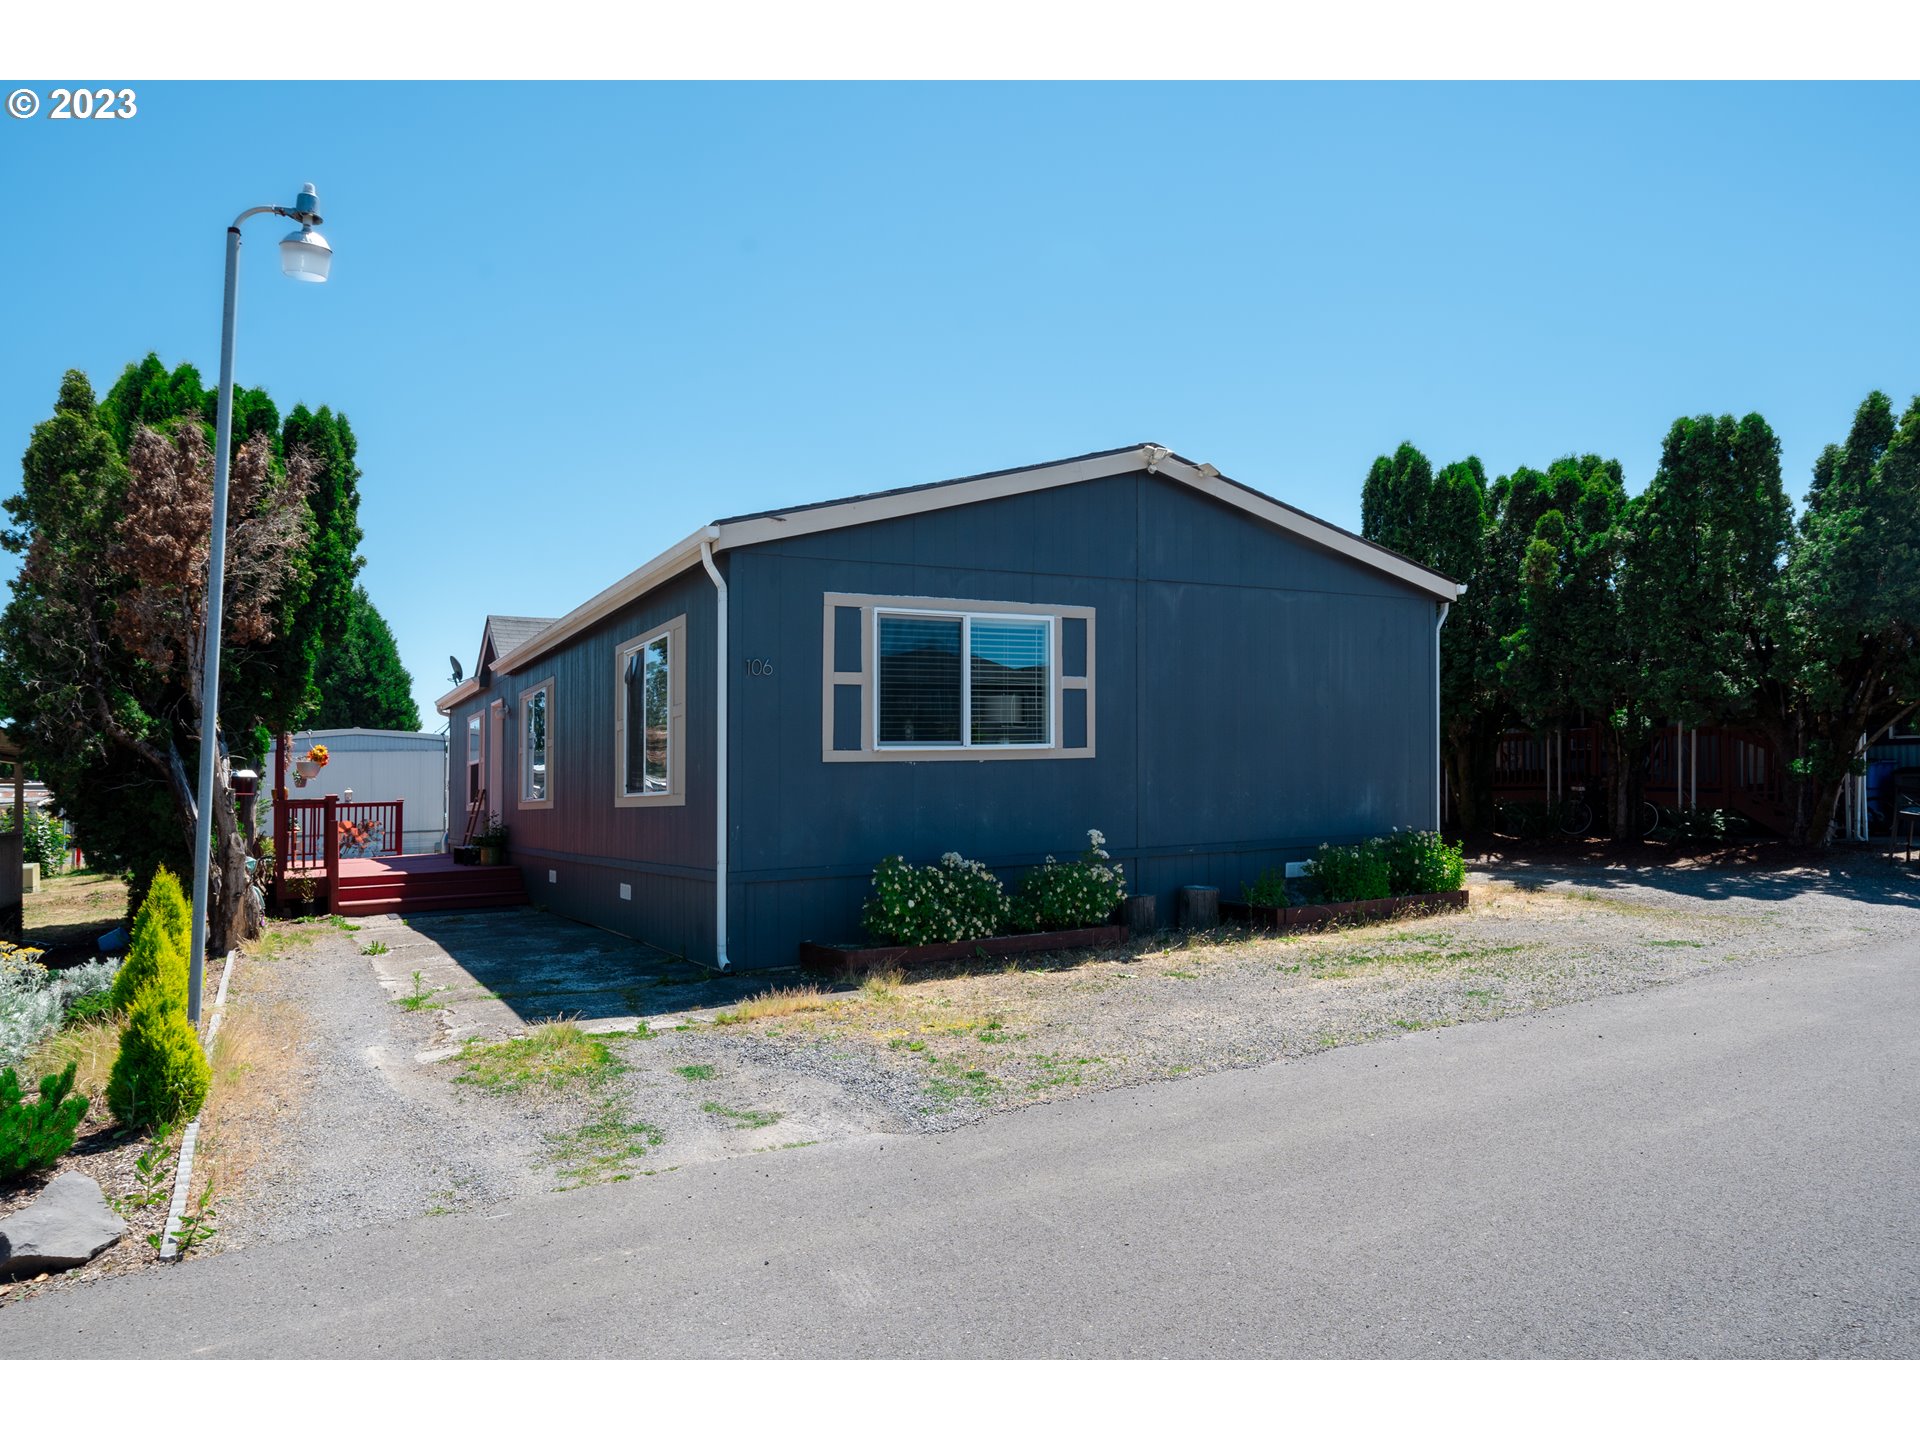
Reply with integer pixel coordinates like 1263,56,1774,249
1383,829,1465,896
1,943,60,1068
1009,830,1127,932
1242,867,1292,908
143,866,192,961
63,989,118,1025
108,892,188,1014
106,984,210,1129
1309,839,1392,903
863,852,1011,946
5,808,69,878
1,1061,90,1182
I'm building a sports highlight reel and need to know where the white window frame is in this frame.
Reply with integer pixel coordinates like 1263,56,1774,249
819,592,1092,763
520,677,554,809
466,713,482,801
873,607,1055,752
613,614,687,808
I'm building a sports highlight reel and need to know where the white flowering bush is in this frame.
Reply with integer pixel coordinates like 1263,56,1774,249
862,852,1012,946
1,945,120,1068
1010,830,1128,933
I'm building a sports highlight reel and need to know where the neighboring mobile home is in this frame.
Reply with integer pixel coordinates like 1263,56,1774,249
267,728,451,855
436,444,1462,970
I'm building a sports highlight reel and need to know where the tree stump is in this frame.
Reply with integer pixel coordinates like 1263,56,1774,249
1179,885,1219,929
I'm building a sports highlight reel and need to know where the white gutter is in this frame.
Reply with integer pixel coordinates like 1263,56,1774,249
698,533,731,971
1434,599,1452,831
433,676,481,715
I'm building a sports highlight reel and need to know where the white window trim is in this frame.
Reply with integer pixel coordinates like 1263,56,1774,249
872,607,1055,752
613,614,688,808
821,591,1094,763
465,714,482,800
519,676,555,810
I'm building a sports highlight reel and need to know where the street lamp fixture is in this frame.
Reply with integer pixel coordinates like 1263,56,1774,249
185,182,331,1024
280,225,333,282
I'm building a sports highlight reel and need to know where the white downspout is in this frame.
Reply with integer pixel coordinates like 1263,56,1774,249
1434,598,1452,831
699,534,731,971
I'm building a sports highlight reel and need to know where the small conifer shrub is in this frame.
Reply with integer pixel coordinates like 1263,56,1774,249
106,985,210,1129
143,866,192,960
1,1061,90,1183
108,897,188,1014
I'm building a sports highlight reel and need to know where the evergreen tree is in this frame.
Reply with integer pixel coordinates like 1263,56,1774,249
1361,445,1506,834
1630,414,1792,734
1770,392,1920,845
311,585,422,731
0,369,316,948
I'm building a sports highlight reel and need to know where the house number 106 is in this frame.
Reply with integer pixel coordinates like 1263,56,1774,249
745,657,775,677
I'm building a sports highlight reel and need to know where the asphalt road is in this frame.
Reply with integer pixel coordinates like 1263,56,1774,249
5,939,1915,1358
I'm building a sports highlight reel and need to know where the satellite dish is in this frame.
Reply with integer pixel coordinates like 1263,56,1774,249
449,655,464,684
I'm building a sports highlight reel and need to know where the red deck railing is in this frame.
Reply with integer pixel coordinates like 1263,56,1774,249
273,793,405,912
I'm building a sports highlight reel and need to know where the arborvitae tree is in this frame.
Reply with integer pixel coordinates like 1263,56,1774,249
311,585,421,731
275,405,365,727
1630,414,1792,735
106,982,210,1128
1768,392,1920,845
1501,455,1658,838
1361,445,1506,834
108,893,187,1014
1361,442,1436,558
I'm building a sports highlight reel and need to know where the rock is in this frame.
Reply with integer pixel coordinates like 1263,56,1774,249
0,1173,127,1279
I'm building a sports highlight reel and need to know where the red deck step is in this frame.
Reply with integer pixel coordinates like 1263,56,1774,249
322,853,528,917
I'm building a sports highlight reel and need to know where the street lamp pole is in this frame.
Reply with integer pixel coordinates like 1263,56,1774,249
186,183,332,1025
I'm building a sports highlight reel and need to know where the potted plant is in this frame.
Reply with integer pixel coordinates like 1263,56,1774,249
284,873,323,918
294,742,330,783
475,814,508,866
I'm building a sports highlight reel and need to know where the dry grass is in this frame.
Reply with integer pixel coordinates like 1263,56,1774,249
712,984,835,1025
859,966,906,1002
21,870,129,964
191,990,308,1207
21,1013,121,1102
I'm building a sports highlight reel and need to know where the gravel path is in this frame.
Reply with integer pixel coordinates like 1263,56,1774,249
210,924,561,1251
200,857,1918,1256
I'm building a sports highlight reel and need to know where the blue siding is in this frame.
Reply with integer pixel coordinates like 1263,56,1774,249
446,568,719,960
722,470,1439,967
453,467,1442,970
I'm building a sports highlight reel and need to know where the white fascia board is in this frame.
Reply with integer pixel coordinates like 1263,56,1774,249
1151,455,1464,601
489,527,712,678
434,678,481,715
709,450,1159,551
484,444,1459,681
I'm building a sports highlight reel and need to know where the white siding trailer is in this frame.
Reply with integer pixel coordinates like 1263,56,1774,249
268,728,449,855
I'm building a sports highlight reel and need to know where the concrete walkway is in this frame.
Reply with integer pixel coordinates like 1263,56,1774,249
5,933,1914,1357
360,908,779,1056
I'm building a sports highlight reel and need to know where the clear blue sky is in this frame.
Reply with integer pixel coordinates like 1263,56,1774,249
2,82,1915,730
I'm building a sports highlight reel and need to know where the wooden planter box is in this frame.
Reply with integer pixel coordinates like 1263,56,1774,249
801,923,1131,977
1219,889,1469,933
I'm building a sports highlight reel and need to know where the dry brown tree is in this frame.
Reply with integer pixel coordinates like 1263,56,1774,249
108,423,314,949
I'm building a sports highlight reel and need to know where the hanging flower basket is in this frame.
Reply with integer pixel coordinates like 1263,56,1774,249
294,760,322,780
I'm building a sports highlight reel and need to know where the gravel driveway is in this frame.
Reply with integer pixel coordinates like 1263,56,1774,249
197,855,1918,1256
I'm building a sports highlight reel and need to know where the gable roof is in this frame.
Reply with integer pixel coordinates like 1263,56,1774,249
436,614,558,713
436,443,1461,712
483,615,556,661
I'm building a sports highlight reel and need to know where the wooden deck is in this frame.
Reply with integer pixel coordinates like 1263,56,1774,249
291,851,528,917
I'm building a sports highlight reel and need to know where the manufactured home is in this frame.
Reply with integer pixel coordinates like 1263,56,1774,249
436,444,1462,970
